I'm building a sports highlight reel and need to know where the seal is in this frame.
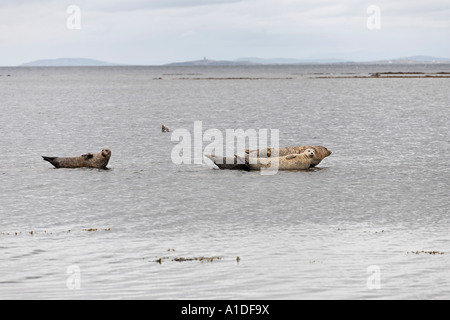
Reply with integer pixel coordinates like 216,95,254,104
204,154,250,171
42,148,111,169
162,124,170,132
245,146,331,167
237,148,316,171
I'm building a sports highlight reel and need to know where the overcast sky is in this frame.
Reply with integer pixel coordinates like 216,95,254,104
1,0,449,65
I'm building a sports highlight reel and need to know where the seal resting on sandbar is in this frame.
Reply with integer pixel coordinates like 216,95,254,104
204,154,250,171
237,148,316,171
42,148,111,169
245,146,331,167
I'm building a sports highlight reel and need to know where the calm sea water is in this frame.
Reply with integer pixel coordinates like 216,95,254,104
0,65,449,300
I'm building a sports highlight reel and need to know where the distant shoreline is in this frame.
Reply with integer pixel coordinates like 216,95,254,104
5,63,450,68
13,55,450,67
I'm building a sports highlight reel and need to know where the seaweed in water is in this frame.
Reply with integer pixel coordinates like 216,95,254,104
154,256,224,264
408,251,445,255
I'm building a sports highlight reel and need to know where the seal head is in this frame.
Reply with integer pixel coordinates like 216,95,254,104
101,148,111,158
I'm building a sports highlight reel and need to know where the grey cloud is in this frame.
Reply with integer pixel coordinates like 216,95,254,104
1,0,449,66
0,0,247,11
79,0,248,12
0,0,55,8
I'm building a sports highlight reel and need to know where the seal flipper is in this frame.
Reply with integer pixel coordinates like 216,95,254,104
42,156,59,168
285,154,298,160
82,154,94,160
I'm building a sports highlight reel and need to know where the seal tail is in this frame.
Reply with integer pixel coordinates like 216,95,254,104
42,156,58,168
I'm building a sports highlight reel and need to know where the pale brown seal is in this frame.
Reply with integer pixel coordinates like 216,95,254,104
237,148,316,171
42,148,111,169
162,125,170,132
245,146,331,167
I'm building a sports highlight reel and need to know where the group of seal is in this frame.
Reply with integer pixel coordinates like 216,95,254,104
205,146,332,171
42,122,331,172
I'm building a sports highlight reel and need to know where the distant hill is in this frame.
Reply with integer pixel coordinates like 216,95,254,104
237,56,450,65
19,56,450,67
164,58,258,66
20,58,119,67
361,56,450,64
165,57,351,66
402,56,450,62
236,57,351,64
165,56,450,66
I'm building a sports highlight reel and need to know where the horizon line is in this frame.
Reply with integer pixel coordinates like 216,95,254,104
4,55,450,68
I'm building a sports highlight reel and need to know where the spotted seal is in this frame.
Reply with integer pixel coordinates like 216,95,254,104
43,148,111,169
162,125,170,132
246,146,331,167
237,148,316,171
